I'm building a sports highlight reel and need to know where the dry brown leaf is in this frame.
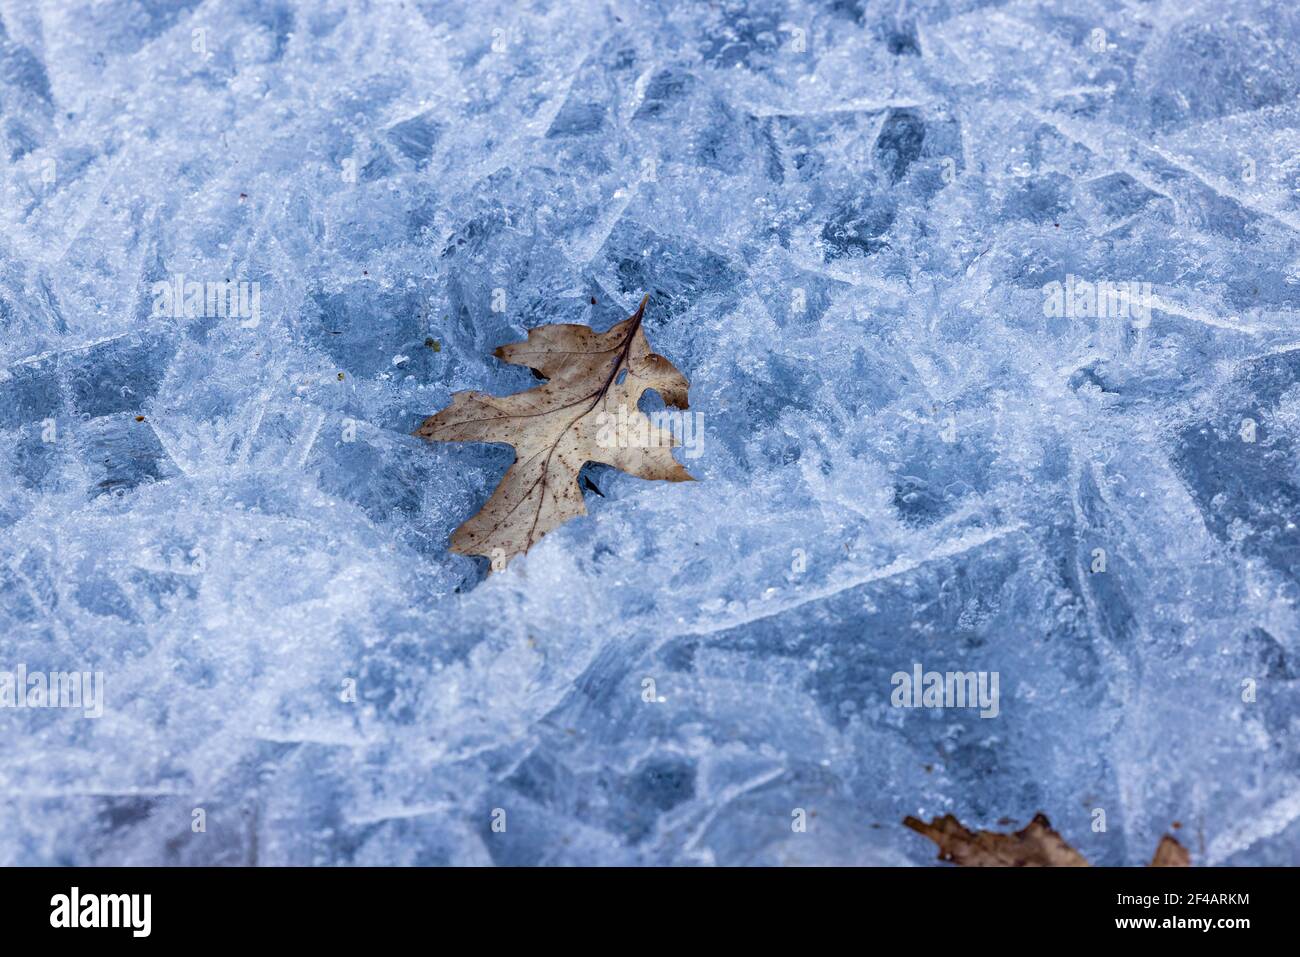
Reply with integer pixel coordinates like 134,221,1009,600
904,812,1190,867
904,816,1190,868
904,813,1090,867
415,295,693,568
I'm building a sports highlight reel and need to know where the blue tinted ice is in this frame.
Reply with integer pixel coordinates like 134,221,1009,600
1,0,1298,866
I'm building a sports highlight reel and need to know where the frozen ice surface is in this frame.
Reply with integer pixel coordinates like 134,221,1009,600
2,0,1299,866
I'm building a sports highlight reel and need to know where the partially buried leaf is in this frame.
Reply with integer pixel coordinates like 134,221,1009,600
415,295,693,569
904,812,1191,866
904,813,1089,867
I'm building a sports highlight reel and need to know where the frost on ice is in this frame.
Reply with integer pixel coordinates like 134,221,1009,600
1,0,1299,865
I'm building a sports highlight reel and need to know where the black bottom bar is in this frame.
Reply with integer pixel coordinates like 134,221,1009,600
0,865,1279,942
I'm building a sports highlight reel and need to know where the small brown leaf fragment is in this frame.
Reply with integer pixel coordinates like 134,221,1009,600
904,813,1089,867
1150,834,1190,867
415,295,693,569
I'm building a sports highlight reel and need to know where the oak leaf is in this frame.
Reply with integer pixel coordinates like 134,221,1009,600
904,813,1089,867
904,813,1190,867
415,295,693,568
